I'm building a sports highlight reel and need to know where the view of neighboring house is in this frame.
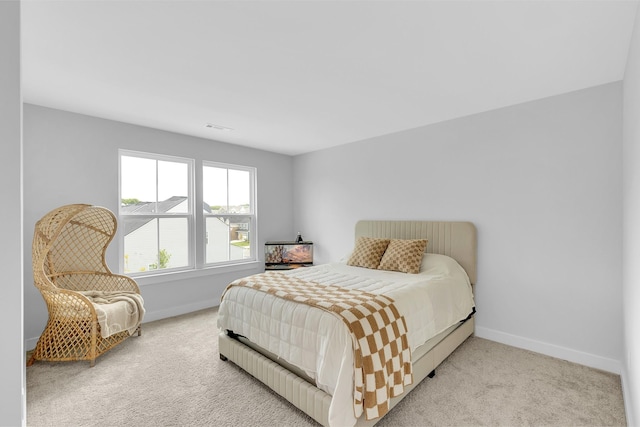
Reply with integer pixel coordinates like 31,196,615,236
122,196,251,272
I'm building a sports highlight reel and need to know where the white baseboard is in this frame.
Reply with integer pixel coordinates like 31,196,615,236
620,366,637,427
25,337,38,352
25,299,220,351
475,326,621,374
141,298,219,323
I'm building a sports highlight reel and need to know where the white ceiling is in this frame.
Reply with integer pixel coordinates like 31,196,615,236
21,0,639,156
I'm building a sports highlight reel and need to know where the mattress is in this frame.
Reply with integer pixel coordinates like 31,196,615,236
217,253,475,426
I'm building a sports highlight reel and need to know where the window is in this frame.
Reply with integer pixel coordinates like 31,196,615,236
119,150,256,277
203,162,256,265
120,151,193,274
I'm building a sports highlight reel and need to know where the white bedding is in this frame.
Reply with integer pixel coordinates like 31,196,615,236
217,253,475,427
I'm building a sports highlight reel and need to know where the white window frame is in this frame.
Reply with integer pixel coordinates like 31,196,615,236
118,150,259,280
118,150,195,276
202,160,257,267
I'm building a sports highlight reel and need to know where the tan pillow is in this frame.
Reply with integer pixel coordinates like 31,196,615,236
347,237,390,269
378,239,428,274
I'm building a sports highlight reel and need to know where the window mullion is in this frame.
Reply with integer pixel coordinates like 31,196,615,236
155,159,159,213
192,158,201,270
155,159,160,269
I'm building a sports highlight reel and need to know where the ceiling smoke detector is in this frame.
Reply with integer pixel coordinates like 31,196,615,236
205,123,234,132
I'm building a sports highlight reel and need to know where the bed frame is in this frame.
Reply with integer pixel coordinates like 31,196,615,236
219,220,477,426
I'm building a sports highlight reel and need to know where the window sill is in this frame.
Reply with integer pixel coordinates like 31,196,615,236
131,261,262,286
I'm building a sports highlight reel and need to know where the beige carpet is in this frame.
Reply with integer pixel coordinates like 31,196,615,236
26,308,626,427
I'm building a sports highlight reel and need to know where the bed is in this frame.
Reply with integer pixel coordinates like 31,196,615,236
218,220,477,426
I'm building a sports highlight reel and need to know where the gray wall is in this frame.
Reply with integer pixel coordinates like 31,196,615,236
622,5,640,426
0,1,24,425
23,104,294,348
293,83,623,373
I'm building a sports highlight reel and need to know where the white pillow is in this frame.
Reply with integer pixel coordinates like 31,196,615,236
419,253,470,285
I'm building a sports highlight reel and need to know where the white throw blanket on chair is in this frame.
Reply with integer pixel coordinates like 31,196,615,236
80,291,145,338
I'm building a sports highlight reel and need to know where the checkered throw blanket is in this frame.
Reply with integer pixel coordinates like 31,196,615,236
223,271,413,420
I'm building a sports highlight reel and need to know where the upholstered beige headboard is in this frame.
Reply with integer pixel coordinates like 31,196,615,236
354,220,477,285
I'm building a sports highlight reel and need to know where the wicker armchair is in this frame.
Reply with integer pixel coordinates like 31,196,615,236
27,204,143,367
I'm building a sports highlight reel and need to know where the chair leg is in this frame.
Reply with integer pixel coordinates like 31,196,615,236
90,321,97,367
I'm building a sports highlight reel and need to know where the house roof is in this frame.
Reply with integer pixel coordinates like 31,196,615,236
122,196,212,235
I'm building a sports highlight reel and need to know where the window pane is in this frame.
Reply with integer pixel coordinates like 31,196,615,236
123,218,158,273
205,216,251,263
123,217,189,272
158,160,189,213
203,166,228,213
121,156,156,205
228,169,251,213
158,218,189,269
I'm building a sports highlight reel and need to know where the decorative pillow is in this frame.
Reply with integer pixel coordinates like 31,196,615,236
347,237,390,269
378,239,428,274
